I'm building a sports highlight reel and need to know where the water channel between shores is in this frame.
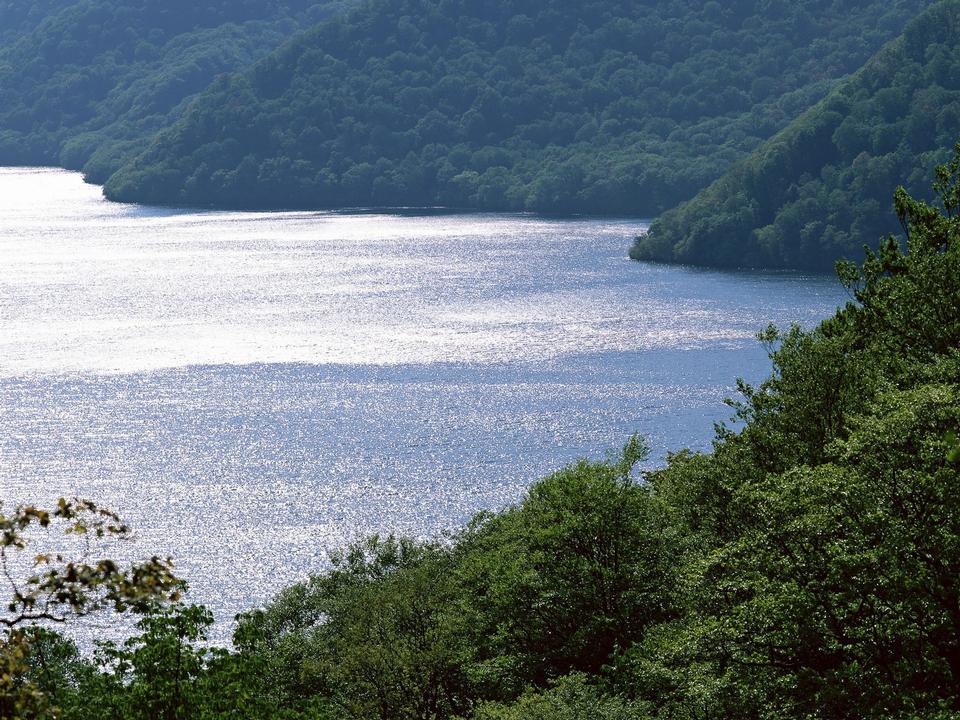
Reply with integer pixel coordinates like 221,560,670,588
0,167,847,644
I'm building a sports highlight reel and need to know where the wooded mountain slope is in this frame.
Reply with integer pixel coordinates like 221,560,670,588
103,0,931,212
0,0,354,181
632,0,960,270
0,1,73,45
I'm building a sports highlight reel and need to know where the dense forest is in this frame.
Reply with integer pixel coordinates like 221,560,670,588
632,0,960,270
4,148,960,719
5,0,958,269
101,0,930,213
0,1,74,45
0,0,354,181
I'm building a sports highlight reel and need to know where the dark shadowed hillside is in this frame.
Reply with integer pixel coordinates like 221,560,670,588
103,0,931,212
0,0,355,180
0,1,74,45
632,0,960,270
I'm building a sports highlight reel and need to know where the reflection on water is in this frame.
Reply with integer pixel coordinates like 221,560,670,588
0,168,846,643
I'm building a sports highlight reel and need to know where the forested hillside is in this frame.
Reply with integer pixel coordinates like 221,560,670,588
632,0,960,270
7,146,960,720
0,0,354,181
0,1,72,45
103,0,930,212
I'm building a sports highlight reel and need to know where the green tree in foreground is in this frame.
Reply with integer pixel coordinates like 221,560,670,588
633,141,960,719
0,498,181,717
230,437,675,719
18,142,960,719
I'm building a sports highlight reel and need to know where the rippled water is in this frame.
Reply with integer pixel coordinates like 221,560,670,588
0,168,846,642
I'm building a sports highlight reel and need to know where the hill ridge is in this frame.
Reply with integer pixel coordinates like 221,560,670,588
101,0,932,214
631,0,960,270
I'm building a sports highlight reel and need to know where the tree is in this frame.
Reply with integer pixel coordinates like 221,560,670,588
455,436,682,693
92,604,215,720
1,498,181,717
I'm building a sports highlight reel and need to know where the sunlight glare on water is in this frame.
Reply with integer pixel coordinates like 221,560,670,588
0,169,846,643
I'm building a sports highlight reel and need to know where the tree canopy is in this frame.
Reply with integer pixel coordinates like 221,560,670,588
0,498,181,716
0,0,354,182
12,144,960,720
102,0,930,213
632,0,960,270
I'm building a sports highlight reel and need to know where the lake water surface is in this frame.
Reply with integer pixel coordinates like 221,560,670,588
0,168,846,642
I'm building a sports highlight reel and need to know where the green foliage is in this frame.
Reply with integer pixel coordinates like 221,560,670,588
224,437,673,719
0,0,354,178
0,498,181,718
0,498,181,628
630,145,960,719
103,0,929,212
18,146,960,720
634,0,960,269
454,436,681,693
693,384,960,718
234,535,462,718
472,674,650,720
0,1,72,46
91,604,215,720
27,603,293,720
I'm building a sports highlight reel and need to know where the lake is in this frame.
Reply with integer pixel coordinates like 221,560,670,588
0,167,846,643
